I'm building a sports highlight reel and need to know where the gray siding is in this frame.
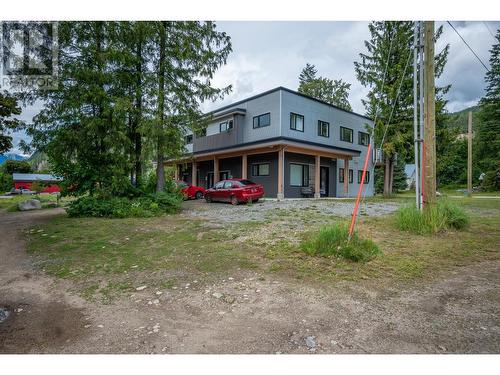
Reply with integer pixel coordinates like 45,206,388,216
280,90,374,197
189,87,374,197
247,152,278,198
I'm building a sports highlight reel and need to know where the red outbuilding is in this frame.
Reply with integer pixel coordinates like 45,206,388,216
12,173,63,193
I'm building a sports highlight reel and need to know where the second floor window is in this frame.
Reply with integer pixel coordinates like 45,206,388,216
358,131,370,146
318,120,329,137
290,113,304,132
219,120,233,132
340,126,353,143
184,134,193,144
253,113,271,128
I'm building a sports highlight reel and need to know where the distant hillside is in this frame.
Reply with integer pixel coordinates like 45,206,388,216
27,151,50,172
443,105,482,133
0,153,26,165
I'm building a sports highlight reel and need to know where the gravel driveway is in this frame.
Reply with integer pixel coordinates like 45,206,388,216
182,198,401,223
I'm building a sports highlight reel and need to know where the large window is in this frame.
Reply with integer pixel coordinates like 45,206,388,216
219,120,233,132
290,163,309,187
290,113,304,132
251,163,270,177
349,169,353,183
340,126,353,143
358,131,370,146
253,113,271,128
318,120,329,137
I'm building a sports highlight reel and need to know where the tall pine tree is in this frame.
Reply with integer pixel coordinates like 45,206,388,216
298,63,352,111
354,21,450,196
476,30,500,190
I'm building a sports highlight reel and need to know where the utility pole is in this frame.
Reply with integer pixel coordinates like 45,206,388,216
467,111,473,196
423,21,437,207
419,21,425,209
413,21,421,210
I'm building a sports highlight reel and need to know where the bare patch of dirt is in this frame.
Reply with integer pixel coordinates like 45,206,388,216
1,207,499,353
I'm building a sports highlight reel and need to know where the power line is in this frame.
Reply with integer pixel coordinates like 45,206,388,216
483,21,495,39
447,21,490,72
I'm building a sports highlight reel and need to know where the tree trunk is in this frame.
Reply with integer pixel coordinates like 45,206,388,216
155,21,167,193
383,156,391,197
134,35,143,187
389,157,395,195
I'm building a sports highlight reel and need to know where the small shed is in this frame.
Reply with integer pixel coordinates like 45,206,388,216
12,173,63,193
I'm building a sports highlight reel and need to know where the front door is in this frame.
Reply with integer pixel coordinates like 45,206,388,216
207,172,214,189
320,166,329,197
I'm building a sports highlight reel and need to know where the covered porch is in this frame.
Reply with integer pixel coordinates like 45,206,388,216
166,140,359,199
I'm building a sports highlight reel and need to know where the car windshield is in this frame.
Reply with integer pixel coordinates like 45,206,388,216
238,179,256,186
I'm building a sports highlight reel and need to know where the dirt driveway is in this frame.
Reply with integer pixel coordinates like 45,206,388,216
0,207,499,353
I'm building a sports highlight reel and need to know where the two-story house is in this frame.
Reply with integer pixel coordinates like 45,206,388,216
168,87,374,199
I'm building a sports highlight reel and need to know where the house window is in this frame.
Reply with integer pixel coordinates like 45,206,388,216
184,134,193,144
318,120,329,137
251,163,270,177
340,126,353,143
290,113,304,132
253,113,271,128
339,168,344,183
290,163,309,187
358,170,370,184
349,169,353,183
219,120,233,132
358,131,370,146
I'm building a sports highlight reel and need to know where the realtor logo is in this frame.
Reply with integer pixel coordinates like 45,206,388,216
1,21,58,90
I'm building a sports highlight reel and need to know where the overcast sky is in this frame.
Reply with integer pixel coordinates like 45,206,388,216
8,20,500,155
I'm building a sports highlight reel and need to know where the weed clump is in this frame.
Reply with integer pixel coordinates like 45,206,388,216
395,199,470,235
301,223,380,262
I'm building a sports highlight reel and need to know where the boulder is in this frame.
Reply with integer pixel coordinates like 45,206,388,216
18,199,42,211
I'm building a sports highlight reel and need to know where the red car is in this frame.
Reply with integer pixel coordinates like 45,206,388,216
177,181,205,200
204,178,264,205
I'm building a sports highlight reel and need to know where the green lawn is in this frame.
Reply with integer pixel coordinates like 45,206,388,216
24,193,500,303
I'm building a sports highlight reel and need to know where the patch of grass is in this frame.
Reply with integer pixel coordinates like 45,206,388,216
300,223,380,262
0,194,59,211
395,199,470,235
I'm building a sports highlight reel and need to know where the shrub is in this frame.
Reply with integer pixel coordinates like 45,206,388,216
66,191,182,218
301,223,380,262
395,199,470,235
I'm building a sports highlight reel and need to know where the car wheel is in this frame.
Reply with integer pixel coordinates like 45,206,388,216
195,191,203,200
230,196,238,206
205,195,212,203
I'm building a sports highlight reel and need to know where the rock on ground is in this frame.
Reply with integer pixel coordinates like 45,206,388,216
18,199,41,211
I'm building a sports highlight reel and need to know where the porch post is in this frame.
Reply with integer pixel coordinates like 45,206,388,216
343,158,349,197
314,155,321,198
174,164,179,180
277,148,284,200
191,160,197,186
241,154,248,179
214,157,219,183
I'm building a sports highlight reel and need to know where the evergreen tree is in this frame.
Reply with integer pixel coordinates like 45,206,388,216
150,21,232,191
476,30,500,190
0,90,23,154
298,64,352,111
28,22,132,196
354,21,450,196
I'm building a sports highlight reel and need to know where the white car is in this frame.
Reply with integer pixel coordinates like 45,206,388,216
21,189,34,195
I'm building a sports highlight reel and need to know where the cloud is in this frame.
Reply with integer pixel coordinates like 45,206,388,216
7,21,500,153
